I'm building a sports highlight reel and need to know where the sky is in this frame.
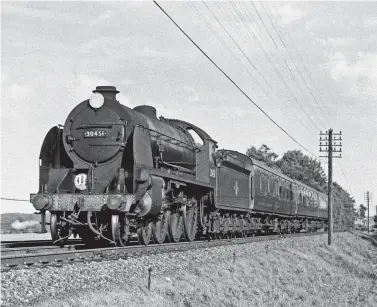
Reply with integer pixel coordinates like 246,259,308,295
1,1,376,215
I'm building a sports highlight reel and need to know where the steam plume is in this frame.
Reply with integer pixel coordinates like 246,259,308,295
11,220,39,230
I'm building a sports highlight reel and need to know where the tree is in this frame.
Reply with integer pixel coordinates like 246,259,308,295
246,144,279,168
277,150,327,192
359,204,367,219
332,182,356,228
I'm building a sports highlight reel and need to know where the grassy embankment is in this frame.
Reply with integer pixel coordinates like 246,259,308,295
33,232,377,307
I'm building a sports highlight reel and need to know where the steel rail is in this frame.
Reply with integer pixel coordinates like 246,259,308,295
1,244,85,257
1,239,82,248
1,231,332,271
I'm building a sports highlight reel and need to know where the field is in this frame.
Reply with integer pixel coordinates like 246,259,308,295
31,232,377,307
1,212,50,234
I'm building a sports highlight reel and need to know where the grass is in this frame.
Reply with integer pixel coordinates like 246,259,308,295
33,232,377,307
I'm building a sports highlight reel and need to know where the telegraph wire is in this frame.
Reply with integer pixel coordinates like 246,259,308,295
271,2,338,118
261,2,327,121
254,1,325,125
231,2,320,132
248,2,325,130
337,160,353,196
201,1,273,93
233,2,332,172
198,2,312,135
157,1,351,200
239,1,325,132
186,2,270,99
215,1,317,135
270,2,353,197
153,1,317,157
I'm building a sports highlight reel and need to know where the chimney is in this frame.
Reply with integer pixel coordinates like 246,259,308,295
92,86,119,101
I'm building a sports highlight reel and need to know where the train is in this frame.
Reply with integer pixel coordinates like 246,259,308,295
30,85,328,246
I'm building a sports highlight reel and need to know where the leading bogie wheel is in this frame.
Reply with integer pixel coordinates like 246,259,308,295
111,214,130,247
50,213,69,247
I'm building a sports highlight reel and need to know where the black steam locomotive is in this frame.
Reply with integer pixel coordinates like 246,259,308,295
30,86,328,246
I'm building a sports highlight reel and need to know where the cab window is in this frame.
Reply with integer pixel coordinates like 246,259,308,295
187,128,204,147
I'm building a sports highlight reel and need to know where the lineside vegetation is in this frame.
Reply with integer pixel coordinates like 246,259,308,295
32,232,377,307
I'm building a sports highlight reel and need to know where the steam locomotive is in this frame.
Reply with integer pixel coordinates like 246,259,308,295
30,86,328,246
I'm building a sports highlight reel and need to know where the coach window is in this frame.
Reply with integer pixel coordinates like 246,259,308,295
314,193,318,208
270,178,273,196
303,190,306,205
269,177,273,195
264,175,268,196
285,182,289,200
271,178,275,197
309,192,312,207
307,192,311,207
276,179,279,197
279,184,282,199
308,192,311,206
289,183,293,201
270,177,273,195
304,190,308,206
260,174,263,191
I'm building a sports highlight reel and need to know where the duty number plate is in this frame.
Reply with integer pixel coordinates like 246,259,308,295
83,130,107,138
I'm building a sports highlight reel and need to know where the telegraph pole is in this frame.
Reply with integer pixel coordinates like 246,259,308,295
364,191,372,233
320,129,342,245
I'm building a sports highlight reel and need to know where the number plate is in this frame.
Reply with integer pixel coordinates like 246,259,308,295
83,130,107,138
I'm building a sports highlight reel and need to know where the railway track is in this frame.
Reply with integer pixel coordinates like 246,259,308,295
1,238,81,248
1,231,329,271
1,243,85,257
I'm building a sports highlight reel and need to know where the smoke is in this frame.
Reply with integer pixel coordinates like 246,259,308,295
11,220,39,230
